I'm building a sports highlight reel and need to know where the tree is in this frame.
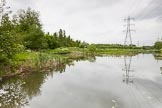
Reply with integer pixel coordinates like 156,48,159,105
154,41,162,49
17,7,41,32
58,29,63,46
0,0,22,61
79,41,89,48
53,32,60,48
88,44,96,55
24,26,48,50
45,32,59,49
14,8,47,50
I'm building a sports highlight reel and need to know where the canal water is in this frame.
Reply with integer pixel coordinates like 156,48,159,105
0,54,162,108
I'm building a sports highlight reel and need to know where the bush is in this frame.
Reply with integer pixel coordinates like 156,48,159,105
88,45,96,54
154,41,162,49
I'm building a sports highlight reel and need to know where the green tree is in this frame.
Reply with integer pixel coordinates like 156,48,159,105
24,26,48,50
88,44,96,55
154,41,162,49
79,41,89,48
17,7,41,32
58,29,63,47
0,0,23,61
15,8,47,50
45,32,60,49
53,32,60,48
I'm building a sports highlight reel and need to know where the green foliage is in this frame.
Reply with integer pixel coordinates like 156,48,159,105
45,32,60,49
88,44,96,53
16,7,41,32
154,41,162,49
94,44,138,49
24,26,48,50
95,49,140,56
50,48,71,54
0,1,24,61
14,8,45,50
45,29,82,49
0,1,85,76
79,42,89,48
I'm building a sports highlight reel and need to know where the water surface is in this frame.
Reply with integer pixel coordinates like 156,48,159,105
0,54,162,108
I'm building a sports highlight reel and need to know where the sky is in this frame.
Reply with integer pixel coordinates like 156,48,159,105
7,0,162,46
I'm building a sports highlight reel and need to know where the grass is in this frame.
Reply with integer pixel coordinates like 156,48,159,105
0,47,160,78
95,49,138,55
95,48,159,55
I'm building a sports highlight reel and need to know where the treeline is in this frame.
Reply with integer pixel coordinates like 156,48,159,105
154,41,162,49
0,0,84,62
94,44,137,49
44,30,81,49
94,43,162,50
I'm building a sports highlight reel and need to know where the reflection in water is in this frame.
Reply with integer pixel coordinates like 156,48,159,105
153,54,162,74
122,56,135,84
0,79,28,108
153,54,162,60
0,56,96,108
0,72,47,108
0,55,162,108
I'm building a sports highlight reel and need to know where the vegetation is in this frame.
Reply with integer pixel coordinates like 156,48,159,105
0,1,86,76
94,44,137,49
0,0,161,78
154,41,162,49
0,0,84,60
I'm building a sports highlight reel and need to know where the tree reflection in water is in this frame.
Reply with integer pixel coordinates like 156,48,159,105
0,56,96,108
0,71,48,108
160,67,162,74
0,78,29,108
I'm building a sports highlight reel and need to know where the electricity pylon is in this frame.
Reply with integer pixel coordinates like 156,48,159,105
123,16,135,46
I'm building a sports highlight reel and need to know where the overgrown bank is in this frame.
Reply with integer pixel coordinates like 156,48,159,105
0,47,95,79
0,47,160,80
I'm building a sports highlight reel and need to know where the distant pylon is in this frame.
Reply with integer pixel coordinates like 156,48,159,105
123,16,135,46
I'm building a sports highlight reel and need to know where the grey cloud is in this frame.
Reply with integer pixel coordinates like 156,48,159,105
64,0,122,15
84,0,121,8
12,0,34,5
7,0,35,13
135,0,162,20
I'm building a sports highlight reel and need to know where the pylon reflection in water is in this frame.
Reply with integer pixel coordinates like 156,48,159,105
122,56,135,84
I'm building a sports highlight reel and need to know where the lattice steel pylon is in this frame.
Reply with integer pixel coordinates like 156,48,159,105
123,16,135,46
